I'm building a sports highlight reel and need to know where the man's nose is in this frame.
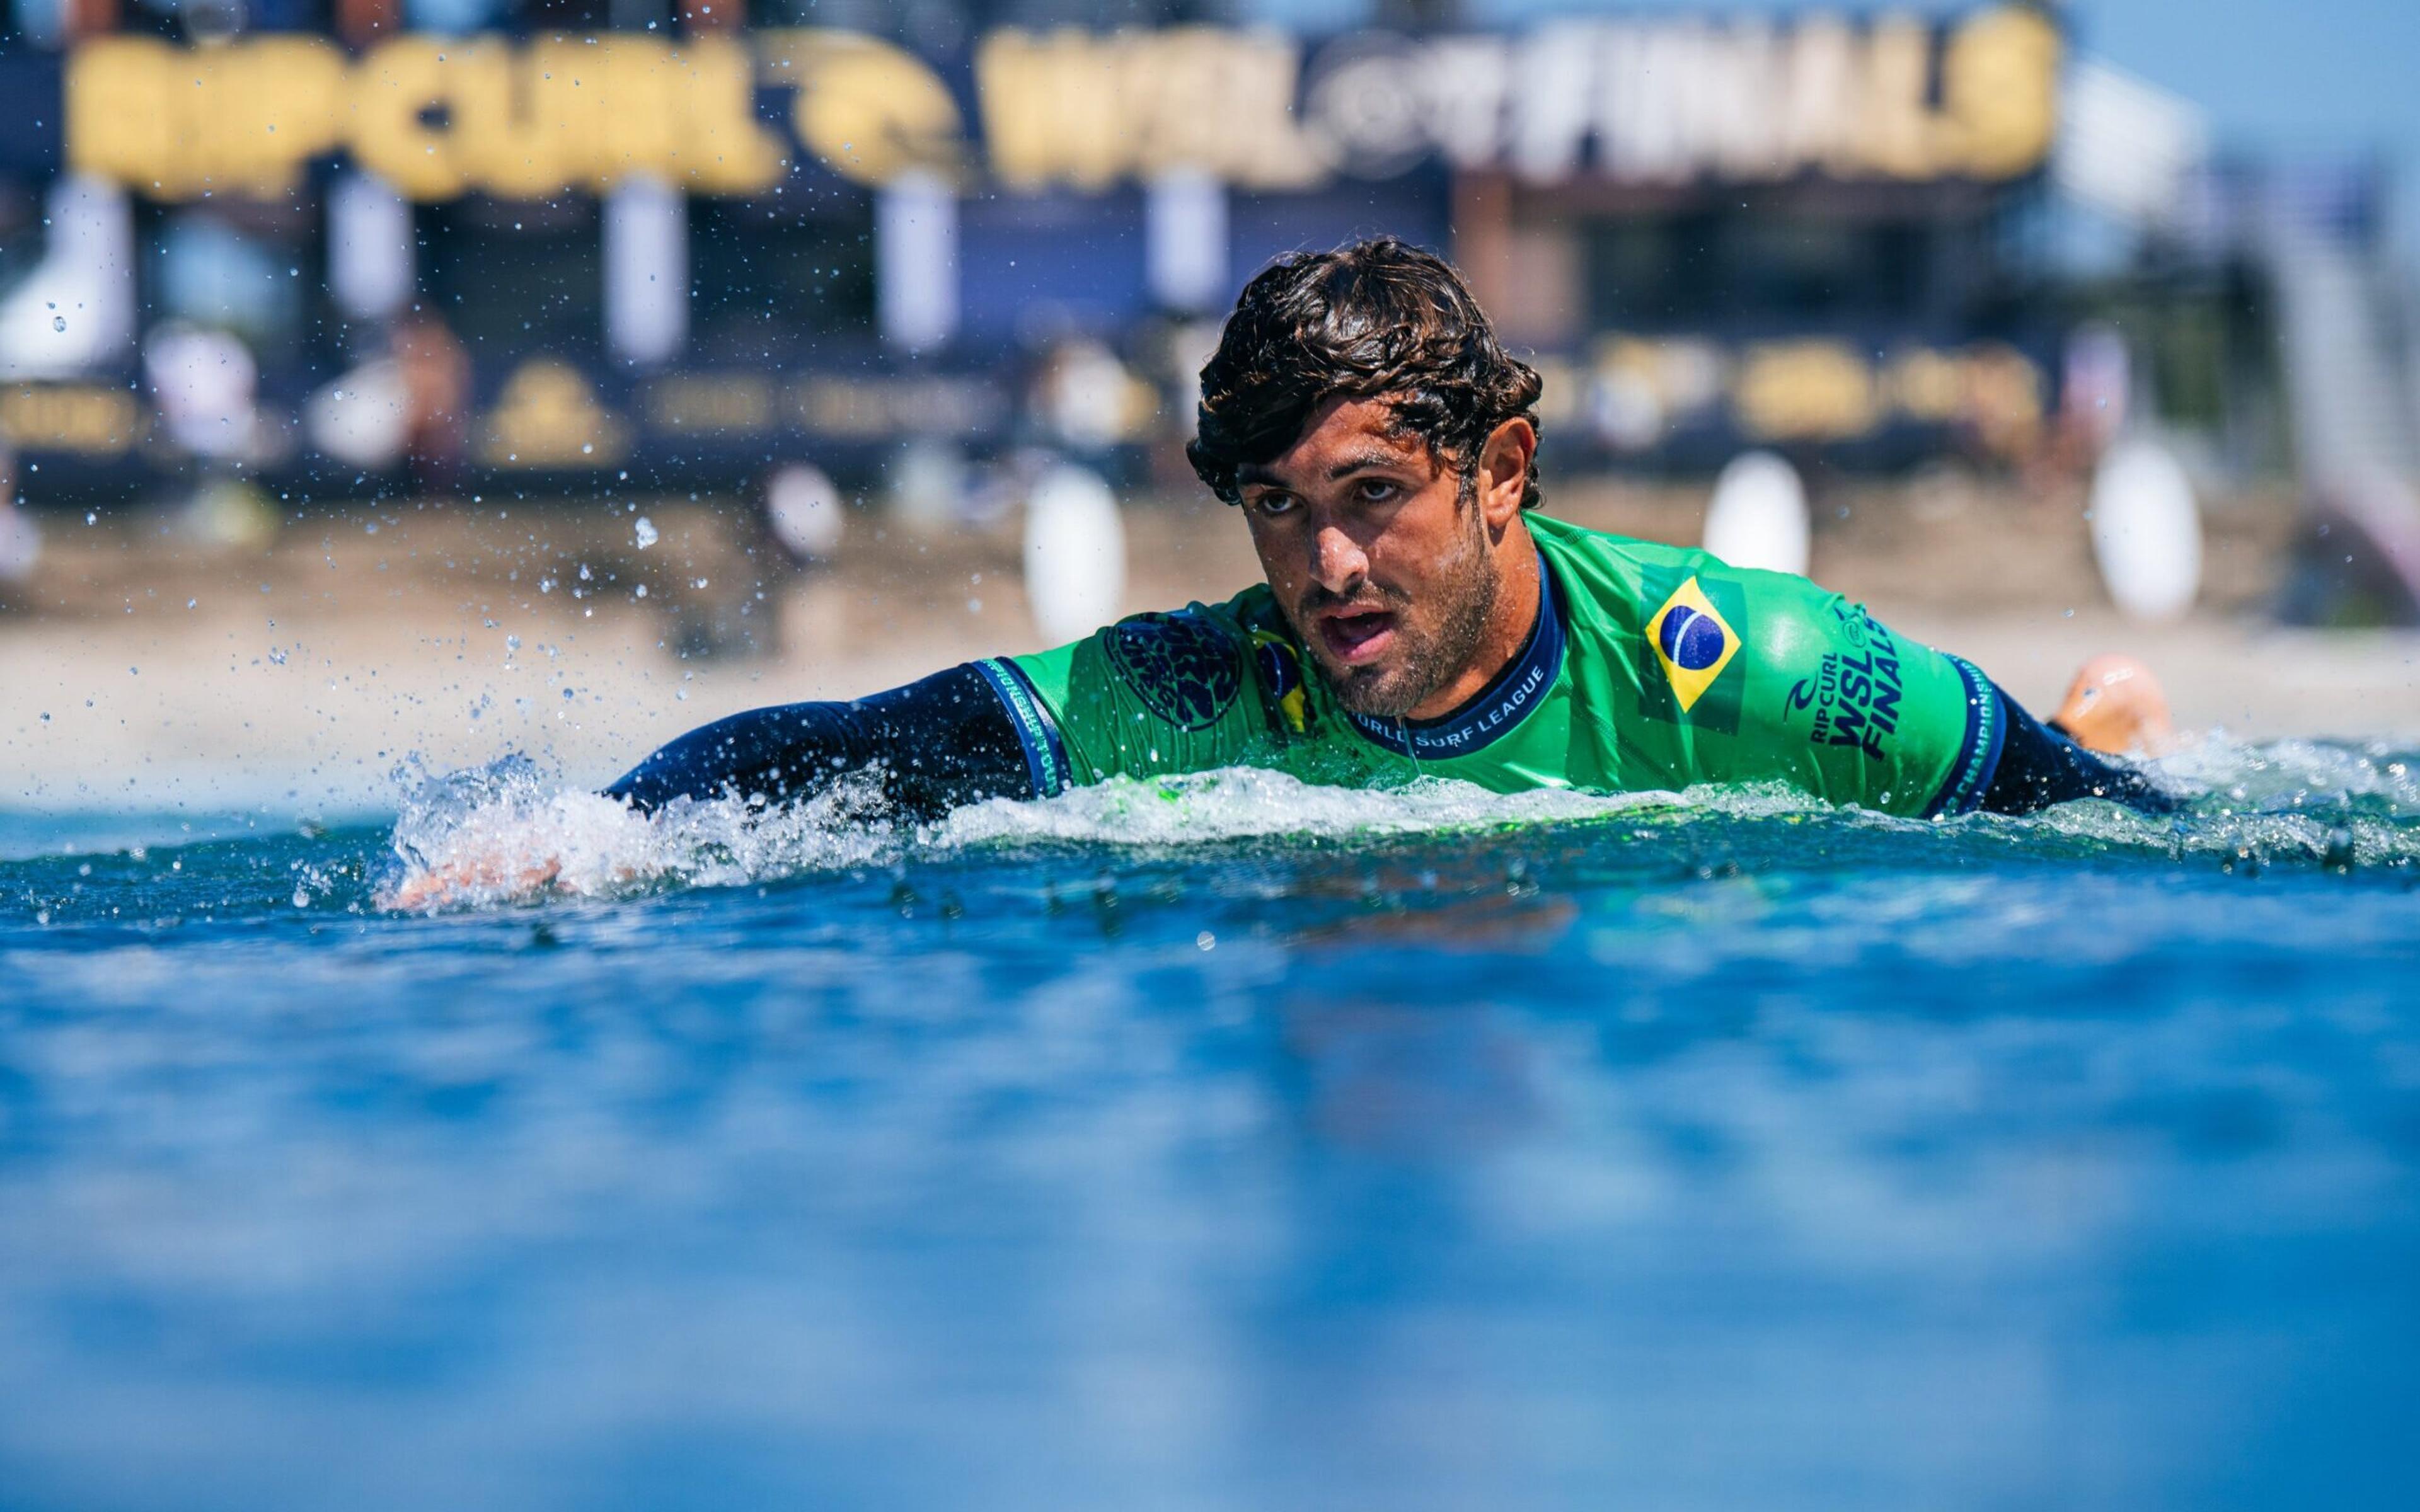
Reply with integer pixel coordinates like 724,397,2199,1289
1308,520,1369,597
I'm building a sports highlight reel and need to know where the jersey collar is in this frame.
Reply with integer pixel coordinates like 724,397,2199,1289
1344,549,1566,762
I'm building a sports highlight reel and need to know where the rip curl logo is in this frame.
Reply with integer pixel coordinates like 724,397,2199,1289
1785,609,1904,760
1106,610,1243,731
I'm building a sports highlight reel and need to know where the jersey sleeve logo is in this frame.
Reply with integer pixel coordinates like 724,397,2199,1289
1105,610,1243,731
1647,575,1742,713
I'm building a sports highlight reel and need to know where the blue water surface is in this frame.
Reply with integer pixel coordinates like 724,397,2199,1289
1,749,2416,1511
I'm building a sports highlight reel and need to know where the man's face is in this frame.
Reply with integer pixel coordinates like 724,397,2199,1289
1236,397,1501,719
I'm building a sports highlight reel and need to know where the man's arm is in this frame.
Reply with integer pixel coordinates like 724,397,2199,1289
1979,685,2176,815
605,662,1051,818
1711,566,2175,819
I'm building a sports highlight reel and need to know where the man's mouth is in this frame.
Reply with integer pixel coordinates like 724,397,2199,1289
1313,607,1398,666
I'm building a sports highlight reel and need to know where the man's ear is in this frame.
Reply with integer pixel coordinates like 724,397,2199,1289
1477,418,1536,529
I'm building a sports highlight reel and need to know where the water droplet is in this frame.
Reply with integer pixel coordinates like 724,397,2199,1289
51,315,65,332
292,888,309,908
633,516,658,549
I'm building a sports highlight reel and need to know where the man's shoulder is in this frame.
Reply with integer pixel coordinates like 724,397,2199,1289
1530,513,1733,629
1533,513,1838,618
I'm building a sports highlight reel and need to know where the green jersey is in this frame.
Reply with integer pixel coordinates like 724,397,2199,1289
977,513,2005,819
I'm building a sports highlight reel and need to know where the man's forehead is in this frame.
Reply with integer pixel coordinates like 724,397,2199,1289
1238,397,1436,486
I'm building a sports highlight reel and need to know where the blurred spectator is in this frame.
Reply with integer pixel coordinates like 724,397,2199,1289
395,312,471,493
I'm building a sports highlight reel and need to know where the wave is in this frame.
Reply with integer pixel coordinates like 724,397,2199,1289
374,736,2420,911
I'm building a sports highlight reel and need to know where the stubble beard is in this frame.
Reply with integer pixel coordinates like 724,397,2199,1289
1319,504,1497,721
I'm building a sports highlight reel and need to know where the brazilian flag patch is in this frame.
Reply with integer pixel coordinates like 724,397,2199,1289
1640,569,1748,734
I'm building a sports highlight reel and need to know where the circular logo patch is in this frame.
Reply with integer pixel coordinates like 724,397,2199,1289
1106,612,1242,731
1659,605,1728,671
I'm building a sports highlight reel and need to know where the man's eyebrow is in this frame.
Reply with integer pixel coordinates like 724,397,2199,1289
1236,449,1421,490
1324,450,1417,481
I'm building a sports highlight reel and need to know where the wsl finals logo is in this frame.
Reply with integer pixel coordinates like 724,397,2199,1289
1643,573,1747,733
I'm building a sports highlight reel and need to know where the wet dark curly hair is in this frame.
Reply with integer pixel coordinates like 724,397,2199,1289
1187,236,1543,510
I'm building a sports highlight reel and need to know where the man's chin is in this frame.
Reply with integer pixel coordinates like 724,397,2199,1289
1319,656,1426,721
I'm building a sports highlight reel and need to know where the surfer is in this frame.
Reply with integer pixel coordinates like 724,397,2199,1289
614,238,2172,818
397,239,2177,903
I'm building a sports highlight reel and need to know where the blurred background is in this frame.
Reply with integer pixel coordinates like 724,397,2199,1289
0,0,2416,810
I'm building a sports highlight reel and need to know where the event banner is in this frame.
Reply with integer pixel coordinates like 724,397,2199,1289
52,6,2059,202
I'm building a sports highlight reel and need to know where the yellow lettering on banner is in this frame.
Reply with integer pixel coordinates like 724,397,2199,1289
452,38,580,199
67,38,181,193
1942,6,2060,179
69,36,343,198
199,37,347,197
1129,28,1326,187
763,29,959,186
1124,28,1231,177
677,37,786,193
584,38,679,189
455,37,788,198
978,26,1324,191
1218,31,1330,188
352,38,470,199
1857,18,1944,180
977,29,1129,191
64,20,2055,199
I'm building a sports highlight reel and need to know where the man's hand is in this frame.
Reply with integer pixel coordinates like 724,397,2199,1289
2053,655,2177,757
382,852,566,912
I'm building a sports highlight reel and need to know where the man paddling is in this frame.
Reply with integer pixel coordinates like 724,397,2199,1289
610,238,2170,822
399,239,2174,904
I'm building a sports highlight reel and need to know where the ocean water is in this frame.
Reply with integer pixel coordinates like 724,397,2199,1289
1,742,2417,1510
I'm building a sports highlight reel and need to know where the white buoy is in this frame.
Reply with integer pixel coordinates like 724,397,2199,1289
2089,438,2201,622
1023,463,1126,646
764,462,844,563
1703,450,1811,576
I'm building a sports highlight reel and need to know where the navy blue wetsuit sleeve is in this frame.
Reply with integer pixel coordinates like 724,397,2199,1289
604,663,1043,818
1976,682,2177,816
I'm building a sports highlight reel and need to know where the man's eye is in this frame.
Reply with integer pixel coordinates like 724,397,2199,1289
1356,479,1400,503
1251,493,1298,516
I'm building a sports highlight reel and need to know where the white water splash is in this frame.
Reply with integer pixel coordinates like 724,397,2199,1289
380,753,899,910
378,735,2420,911
936,766,1674,847
379,762,1684,910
